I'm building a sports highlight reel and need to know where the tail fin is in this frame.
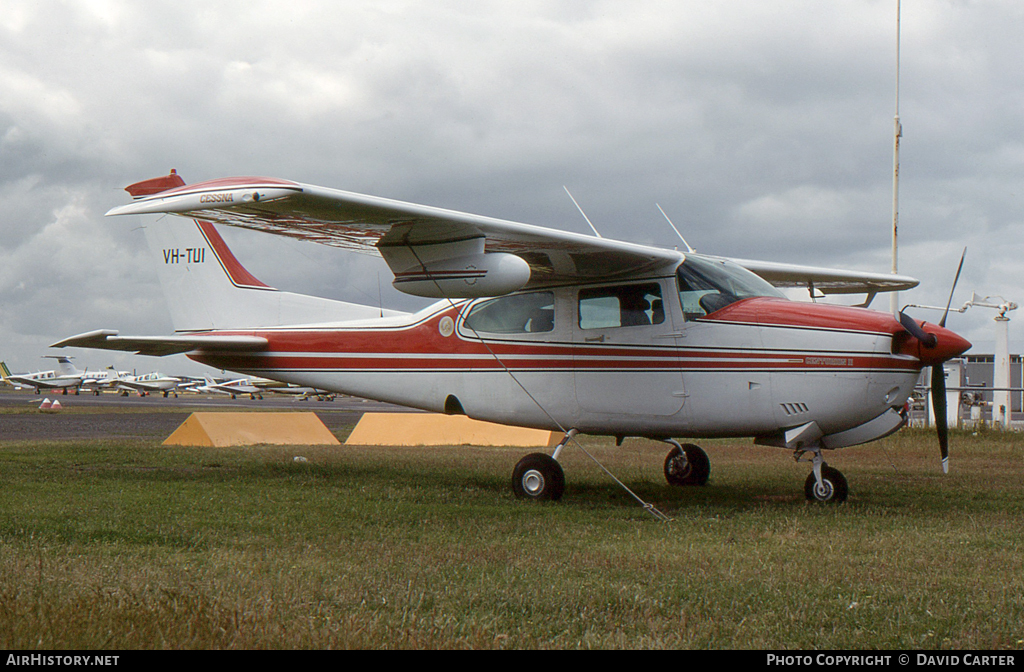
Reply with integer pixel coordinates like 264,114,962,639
126,172,397,331
44,355,80,375
0,361,11,382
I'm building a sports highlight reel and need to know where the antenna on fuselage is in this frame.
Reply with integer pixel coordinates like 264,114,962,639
656,203,695,253
563,186,602,238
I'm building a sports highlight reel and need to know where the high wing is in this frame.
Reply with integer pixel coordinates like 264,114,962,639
106,175,681,291
726,257,918,297
106,173,919,298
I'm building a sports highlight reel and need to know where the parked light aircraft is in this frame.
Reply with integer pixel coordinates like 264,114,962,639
54,171,971,503
78,367,132,394
1,357,87,394
261,384,336,401
191,376,265,399
243,376,337,401
112,371,184,397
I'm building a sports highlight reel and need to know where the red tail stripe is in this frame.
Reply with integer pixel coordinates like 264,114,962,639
196,221,273,289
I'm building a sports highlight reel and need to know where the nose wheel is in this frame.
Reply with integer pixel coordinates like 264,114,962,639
804,464,848,503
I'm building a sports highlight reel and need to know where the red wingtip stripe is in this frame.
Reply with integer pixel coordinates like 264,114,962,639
125,169,186,199
196,220,274,290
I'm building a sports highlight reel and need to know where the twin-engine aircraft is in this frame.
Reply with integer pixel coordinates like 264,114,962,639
54,171,970,503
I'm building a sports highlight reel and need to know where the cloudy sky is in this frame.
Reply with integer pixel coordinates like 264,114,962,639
1,0,1022,377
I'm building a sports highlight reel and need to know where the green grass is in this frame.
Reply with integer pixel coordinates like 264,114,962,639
0,428,1021,649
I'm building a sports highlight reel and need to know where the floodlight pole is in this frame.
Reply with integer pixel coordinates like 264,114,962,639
890,0,902,315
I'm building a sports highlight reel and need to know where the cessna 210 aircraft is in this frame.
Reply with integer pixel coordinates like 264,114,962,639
54,171,971,503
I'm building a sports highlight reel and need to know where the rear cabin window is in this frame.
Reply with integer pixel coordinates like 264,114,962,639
578,283,665,330
462,291,555,334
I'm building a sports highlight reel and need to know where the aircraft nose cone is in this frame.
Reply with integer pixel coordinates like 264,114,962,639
918,325,972,366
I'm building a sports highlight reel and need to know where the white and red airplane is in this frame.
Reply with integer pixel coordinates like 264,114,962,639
54,171,970,503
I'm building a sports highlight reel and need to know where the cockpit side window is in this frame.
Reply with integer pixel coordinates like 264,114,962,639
677,256,786,319
462,291,555,335
578,283,664,329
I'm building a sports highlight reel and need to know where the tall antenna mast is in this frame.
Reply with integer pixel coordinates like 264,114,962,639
890,0,902,314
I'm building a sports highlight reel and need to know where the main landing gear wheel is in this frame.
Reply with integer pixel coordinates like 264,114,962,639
512,453,565,501
664,443,710,487
804,465,848,503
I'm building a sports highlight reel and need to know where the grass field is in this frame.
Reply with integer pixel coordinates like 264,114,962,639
0,423,1021,649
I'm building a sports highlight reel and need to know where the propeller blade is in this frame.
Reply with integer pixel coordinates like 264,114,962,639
898,310,937,348
931,363,949,474
939,248,967,328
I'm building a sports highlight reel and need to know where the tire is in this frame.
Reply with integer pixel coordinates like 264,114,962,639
664,444,710,486
512,453,565,501
804,465,848,503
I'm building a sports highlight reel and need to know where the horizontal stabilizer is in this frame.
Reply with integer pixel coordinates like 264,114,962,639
51,329,268,357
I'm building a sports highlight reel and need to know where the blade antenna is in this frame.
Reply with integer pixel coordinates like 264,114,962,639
563,186,602,238
656,203,694,253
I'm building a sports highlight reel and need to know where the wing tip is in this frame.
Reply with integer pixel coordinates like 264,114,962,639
125,169,186,199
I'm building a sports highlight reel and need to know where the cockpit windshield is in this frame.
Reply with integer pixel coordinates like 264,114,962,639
677,255,786,319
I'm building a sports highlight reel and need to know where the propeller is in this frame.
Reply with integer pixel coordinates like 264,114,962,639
907,248,966,474
933,249,966,474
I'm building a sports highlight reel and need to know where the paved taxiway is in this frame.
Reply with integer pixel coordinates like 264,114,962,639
0,391,412,442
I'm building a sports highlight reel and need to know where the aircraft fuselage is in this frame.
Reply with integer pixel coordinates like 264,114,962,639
188,277,963,446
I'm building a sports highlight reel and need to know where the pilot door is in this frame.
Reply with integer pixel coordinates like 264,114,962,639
572,278,686,416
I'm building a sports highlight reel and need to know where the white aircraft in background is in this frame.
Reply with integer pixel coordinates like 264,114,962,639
1,356,87,394
190,376,264,399
112,371,185,397
78,367,132,394
55,171,970,504
259,382,337,401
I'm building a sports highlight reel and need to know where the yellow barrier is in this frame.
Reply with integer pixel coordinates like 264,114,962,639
345,413,560,447
163,412,340,447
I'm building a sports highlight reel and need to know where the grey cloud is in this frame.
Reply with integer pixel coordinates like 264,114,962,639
1,0,1022,373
